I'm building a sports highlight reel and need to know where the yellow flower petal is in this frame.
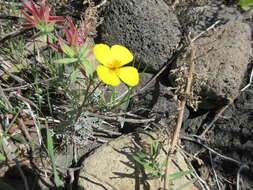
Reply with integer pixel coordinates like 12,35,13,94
111,45,133,66
117,66,139,86
96,65,121,86
93,44,112,67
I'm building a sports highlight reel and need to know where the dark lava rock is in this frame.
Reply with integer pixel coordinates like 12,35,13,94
129,73,189,129
182,76,253,190
170,22,251,110
175,1,243,35
97,0,182,71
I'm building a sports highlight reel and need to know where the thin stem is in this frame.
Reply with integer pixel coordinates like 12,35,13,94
75,80,102,122
163,42,196,190
75,78,92,122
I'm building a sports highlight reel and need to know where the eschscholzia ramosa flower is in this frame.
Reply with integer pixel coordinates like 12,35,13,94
94,44,139,86
21,0,64,32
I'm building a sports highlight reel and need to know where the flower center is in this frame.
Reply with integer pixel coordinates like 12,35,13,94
109,59,121,68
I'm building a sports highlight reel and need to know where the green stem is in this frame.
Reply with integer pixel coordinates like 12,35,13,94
75,78,92,122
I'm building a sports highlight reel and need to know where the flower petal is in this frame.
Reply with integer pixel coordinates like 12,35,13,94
93,44,112,67
117,66,139,86
111,45,133,66
97,65,120,86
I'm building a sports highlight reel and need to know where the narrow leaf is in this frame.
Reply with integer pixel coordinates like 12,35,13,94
61,43,75,57
0,154,5,161
170,170,193,181
238,0,253,6
47,128,64,187
143,163,156,172
54,58,78,64
70,68,79,83
80,58,95,76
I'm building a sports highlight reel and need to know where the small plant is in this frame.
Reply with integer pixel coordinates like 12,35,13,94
238,0,253,10
21,0,64,34
133,140,196,190
1,0,141,188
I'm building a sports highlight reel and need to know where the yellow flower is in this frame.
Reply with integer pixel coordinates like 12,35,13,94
93,44,139,86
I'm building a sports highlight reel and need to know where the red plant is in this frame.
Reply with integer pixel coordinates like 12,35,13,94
21,0,64,28
61,17,90,47
50,17,94,55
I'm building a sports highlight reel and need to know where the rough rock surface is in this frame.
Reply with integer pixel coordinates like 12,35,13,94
175,1,243,35
78,132,198,190
129,73,189,123
170,22,251,109
182,69,253,190
97,0,182,71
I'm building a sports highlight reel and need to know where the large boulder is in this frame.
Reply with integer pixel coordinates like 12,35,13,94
97,0,182,71
169,22,251,109
175,1,243,35
78,132,198,190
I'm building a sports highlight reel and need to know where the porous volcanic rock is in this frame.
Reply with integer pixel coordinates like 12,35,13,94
169,22,251,109
78,132,198,190
129,73,189,123
97,0,182,71
175,1,243,35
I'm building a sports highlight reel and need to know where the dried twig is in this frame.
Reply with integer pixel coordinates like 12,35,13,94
0,28,29,43
209,151,223,190
200,99,232,138
241,63,253,91
86,112,155,124
2,77,57,92
163,41,196,190
179,148,211,190
190,20,220,43
181,135,241,165
17,118,39,145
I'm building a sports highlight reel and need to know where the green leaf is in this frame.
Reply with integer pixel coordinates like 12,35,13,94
54,58,78,64
170,170,193,181
159,159,167,169
36,22,55,33
2,64,26,80
238,0,253,9
174,179,197,190
151,141,159,157
80,58,95,76
238,0,253,6
0,181,16,190
143,163,156,172
135,152,149,160
70,68,79,83
61,43,76,57
0,154,5,161
132,155,145,165
10,136,27,144
47,128,64,187
78,45,89,58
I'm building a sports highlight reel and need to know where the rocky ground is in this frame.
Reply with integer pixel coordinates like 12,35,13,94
87,0,253,189
1,0,253,190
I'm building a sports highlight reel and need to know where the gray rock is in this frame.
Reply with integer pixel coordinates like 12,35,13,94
129,73,189,125
176,1,243,35
78,132,198,190
97,0,182,71
169,22,251,109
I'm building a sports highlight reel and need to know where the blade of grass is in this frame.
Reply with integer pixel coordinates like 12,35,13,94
47,128,64,188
